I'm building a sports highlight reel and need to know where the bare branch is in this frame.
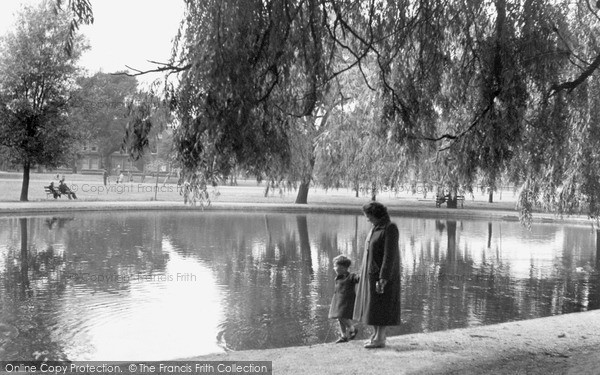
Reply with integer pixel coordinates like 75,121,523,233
115,61,192,77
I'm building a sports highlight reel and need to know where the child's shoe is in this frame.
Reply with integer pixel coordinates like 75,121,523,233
335,336,348,343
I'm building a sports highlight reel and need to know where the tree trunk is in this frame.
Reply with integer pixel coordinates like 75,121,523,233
154,170,159,201
295,180,310,204
590,230,600,309
446,193,457,208
488,190,494,203
20,161,31,201
20,218,30,295
371,181,377,201
71,152,78,174
445,187,460,208
264,215,274,259
353,215,359,258
447,220,457,261
103,154,112,172
597,230,600,270
295,153,315,204
296,215,313,274
446,197,457,208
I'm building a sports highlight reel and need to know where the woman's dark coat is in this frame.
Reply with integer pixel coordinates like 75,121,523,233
328,272,359,319
353,220,401,326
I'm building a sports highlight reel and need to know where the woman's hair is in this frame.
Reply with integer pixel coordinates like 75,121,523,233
362,201,390,222
333,254,352,268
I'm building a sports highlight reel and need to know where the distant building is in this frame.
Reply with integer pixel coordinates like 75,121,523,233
78,142,130,172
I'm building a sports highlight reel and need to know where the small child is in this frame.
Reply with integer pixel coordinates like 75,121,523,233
328,254,359,343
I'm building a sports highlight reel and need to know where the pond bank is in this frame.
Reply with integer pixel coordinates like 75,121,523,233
0,200,594,226
182,309,600,375
0,174,595,225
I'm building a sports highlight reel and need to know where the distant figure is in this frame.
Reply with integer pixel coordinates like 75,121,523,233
58,178,77,199
48,182,60,199
102,168,108,186
328,254,359,343
118,172,124,184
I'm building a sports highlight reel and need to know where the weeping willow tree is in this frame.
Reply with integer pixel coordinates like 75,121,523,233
111,0,600,219
157,0,340,204
326,0,600,221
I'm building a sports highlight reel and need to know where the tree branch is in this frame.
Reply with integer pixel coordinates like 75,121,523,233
549,52,600,95
585,0,600,23
433,102,494,151
118,61,191,77
552,25,589,66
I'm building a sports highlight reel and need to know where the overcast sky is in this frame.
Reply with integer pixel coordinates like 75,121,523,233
1,0,184,85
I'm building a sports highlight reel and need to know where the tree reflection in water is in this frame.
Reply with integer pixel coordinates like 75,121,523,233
165,214,337,350
0,212,599,359
1,218,70,360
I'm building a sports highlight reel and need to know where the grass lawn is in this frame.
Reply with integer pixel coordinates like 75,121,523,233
0,170,519,212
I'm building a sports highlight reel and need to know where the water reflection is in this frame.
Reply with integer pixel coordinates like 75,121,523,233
0,212,599,360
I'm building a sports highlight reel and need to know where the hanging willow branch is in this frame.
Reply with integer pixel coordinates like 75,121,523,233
54,0,93,56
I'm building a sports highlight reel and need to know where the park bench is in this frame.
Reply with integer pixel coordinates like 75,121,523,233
44,181,77,199
44,185,60,199
435,194,465,208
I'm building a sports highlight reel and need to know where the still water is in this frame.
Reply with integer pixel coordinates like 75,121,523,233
0,211,599,360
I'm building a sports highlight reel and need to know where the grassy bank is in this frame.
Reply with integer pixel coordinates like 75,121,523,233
3,171,597,227
1,170,520,209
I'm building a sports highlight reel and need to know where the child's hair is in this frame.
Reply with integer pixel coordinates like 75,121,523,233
333,254,351,268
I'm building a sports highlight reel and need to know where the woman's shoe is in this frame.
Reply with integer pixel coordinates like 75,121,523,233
364,340,386,349
348,327,358,340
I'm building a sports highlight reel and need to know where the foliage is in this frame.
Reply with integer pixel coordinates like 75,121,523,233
178,173,215,208
166,0,341,182
327,0,600,219
117,0,600,218
54,0,93,56
70,72,139,170
314,54,413,199
0,3,85,200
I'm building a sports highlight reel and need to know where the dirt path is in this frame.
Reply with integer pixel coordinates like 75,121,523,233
182,310,600,374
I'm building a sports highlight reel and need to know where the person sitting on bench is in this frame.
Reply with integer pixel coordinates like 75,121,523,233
48,182,60,199
58,178,77,199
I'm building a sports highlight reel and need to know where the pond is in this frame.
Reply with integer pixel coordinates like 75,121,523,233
0,211,599,361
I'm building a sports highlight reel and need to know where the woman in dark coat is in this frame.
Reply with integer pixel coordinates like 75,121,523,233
353,201,401,348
